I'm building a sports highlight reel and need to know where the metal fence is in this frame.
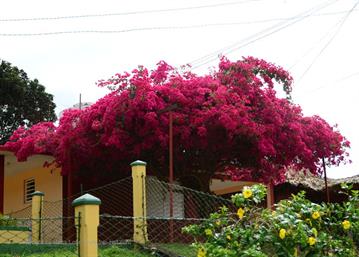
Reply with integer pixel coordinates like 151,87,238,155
0,215,80,256
92,176,234,244
3,175,234,248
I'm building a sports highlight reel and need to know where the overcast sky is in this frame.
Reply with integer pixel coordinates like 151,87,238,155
1,0,358,178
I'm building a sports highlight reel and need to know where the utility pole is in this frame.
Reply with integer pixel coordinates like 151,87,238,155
79,93,82,110
157,104,178,242
169,111,174,242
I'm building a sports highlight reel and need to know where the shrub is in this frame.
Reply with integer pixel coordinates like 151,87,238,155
0,214,17,227
183,184,358,257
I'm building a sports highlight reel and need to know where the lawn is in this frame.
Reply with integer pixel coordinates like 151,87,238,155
157,243,196,257
0,243,196,257
0,244,152,257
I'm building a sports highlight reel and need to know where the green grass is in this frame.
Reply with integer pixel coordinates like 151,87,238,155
157,243,196,257
100,245,153,257
0,244,152,257
0,243,195,257
0,244,77,257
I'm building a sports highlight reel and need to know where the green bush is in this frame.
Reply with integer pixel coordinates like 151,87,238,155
183,184,358,257
0,214,17,227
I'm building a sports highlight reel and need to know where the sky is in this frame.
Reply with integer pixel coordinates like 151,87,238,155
1,0,358,178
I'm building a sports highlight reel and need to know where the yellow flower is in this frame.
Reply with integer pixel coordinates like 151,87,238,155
308,236,316,246
243,187,253,198
279,228,286,239
312,211,320,220
226,234,231,240
197,247,206,257
205,229,213,237
215,220,221,226
342,220,351,230
312,228,318,237
237,208,245,219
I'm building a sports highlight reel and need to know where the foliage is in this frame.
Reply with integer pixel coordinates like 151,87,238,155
0,213,17,227
183,184,359,257
3,58,349,183
0,60,56,144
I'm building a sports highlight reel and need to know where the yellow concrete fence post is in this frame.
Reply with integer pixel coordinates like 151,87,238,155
72,194,101,257
131,160,148,244
31,191,44,243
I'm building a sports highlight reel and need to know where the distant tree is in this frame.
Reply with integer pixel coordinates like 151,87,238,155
3,57,350,187
0,60,56,144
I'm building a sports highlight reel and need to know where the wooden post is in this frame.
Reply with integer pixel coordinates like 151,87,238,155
72,193,101,257
322,157,330,203
31,191,44,243
266,183,274,209
131,160,148,244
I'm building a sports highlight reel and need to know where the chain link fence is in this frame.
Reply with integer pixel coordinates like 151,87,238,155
5,205,32,219
2,174,235,248
2,201,80,256
145,176,235,243
86,175,234,244
0,216,79,257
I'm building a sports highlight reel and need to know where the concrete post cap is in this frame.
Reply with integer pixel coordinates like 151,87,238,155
130,160,147,167
31,191,44,197
72,193,101,207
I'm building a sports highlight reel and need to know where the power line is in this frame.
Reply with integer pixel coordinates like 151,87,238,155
189,0,337,68
294,71,359,98
289,2,359,71
0,0,262,22
0,16,342,37
0,6,356,25
189,0,338,69
296,0,359,84
1,3,357,37
288,14,344,71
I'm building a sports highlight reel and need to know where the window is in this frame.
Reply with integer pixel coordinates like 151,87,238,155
24,178,35,203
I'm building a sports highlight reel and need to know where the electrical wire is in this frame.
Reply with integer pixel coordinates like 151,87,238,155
0,17,342,37
0,6,356,25
296,0,359,84
288,15,345,71
294,71,359,98
189,0,337,68
1,2,357,37
189,0,338,69
0,0,262,22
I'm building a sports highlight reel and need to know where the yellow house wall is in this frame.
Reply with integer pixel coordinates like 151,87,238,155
4,167,62,215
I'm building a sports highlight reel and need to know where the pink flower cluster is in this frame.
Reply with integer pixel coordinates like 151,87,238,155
3,57,350,184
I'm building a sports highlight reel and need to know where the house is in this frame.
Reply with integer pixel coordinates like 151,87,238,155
0,150,62,217
275,170,359,203
2,146,358,218
209,170,359,205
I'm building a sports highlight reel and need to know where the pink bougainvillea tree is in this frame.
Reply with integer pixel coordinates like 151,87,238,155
2,57,350,188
